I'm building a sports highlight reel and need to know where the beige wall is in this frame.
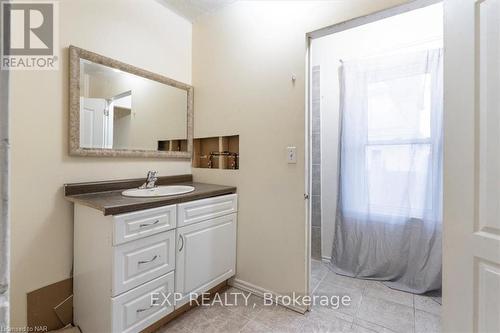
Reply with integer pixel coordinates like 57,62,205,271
10,0,191,326
192,0,407,299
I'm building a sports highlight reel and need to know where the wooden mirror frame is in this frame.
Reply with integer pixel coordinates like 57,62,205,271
69,45,193,158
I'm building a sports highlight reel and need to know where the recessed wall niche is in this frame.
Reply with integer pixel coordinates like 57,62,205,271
193,135,239,169
157,139,188,152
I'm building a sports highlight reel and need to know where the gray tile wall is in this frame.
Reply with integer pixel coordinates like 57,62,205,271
311,66,321,260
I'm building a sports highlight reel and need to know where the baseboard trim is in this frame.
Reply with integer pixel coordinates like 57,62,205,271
228,278,307,314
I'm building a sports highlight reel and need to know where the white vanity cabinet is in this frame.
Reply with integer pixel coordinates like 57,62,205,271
73,193,237,333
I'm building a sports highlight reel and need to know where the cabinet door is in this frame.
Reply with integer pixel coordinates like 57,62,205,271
175,213,237,306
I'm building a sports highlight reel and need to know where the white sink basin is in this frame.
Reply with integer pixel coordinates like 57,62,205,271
122,185,195,198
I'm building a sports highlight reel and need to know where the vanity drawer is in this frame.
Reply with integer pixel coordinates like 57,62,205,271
112,272,174,333
177,193,237,227
113,205,176,245
112,231,175,296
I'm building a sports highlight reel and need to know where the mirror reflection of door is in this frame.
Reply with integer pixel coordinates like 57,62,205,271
110,91,132,150
80,97,113,149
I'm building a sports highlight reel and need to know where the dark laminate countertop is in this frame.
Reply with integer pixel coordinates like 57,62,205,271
64,175,236,216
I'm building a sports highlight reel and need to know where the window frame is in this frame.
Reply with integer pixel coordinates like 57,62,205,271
363,69,438,219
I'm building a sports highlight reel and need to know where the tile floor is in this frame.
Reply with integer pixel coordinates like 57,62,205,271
158,260,441,333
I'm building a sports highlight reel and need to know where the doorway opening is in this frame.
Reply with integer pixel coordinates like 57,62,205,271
307,2,443,332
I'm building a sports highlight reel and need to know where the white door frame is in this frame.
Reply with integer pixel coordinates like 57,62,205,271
0,63,10,326
304,0,442,308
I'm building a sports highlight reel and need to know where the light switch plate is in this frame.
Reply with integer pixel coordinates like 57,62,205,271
287,146,297,164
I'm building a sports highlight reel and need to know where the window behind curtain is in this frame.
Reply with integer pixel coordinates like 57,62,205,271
365,72,434,218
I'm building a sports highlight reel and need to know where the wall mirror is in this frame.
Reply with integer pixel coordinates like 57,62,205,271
69,45,193,158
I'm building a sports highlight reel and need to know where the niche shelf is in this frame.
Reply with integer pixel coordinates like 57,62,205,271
193,135,239,170
157,139,188,152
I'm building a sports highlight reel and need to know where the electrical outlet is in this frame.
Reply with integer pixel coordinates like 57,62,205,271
287,146,297,164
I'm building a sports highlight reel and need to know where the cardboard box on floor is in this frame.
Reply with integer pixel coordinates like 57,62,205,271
48,324,80,333
27,278,73,331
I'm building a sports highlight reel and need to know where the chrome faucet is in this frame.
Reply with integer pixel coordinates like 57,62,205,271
139,171,158,189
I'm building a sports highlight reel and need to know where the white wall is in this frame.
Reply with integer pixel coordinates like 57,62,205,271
311,3,443,260
191,0,408,301
9,0,191,326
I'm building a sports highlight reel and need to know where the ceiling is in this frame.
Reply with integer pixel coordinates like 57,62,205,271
158,0,237,22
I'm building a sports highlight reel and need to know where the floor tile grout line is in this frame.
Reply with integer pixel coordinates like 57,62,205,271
350,279,370,330
351,293,363,330
310,265,329,294
315,261,359,329
356,295,419,333
354,319,399,333
221,290,265,319
353,286,404,333
431,297,442,305
414,307,442,317
225,305,265,320
237,318,252,333
413,294,417,333
321,261,364,330
414,294,442,317
352,278,420,333
223,288,267,320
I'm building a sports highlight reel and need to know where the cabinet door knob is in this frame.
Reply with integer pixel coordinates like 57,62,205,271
179,235,184,252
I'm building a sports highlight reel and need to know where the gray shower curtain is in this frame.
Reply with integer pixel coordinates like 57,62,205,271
331,49,443,294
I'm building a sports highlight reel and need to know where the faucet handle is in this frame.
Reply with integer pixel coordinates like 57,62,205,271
139,171,158,189
147,170,158,179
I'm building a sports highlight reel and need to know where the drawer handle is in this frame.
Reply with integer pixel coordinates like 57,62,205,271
139,219,160,228
136,305,154,313
138,255,158,265
179,235,184,252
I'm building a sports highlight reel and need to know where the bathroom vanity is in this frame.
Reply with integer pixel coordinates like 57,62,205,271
65,175,237,333
64,47,240,332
